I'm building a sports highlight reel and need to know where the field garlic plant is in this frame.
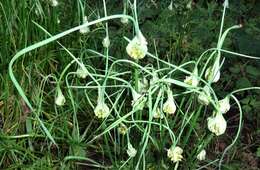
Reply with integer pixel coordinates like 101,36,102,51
7,0,260,169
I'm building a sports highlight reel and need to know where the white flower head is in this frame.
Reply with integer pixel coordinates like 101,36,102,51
126,31,148,60
120,17,129,25
94,101,110,119
218,96,230,114
118,123,128,135
163,89,176,114
197,149,206,161
55,88,65,106
50,0,58,7
79,16,90,34
207,111,227,136
127,143,137,158
76,66,88,79
102,36,110,48
184,67,199,87
167,146,183,163
153,108,164,119
198,86,211,106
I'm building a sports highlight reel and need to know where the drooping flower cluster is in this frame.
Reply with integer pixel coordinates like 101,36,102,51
55,88,65,106
94,100,110,119
126,31,148,60
197,149,206,161
127,143,137,158
118,123,128,135
167,146,183,163
49,0,58,7
102,36,110,48
79,16,90,34
120,17,129,25
153,108,164,119
163,89,177,115
207,111,227,136
218,96,230,114
76,66,88,79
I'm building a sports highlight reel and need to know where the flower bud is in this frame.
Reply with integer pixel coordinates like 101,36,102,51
223,0,229,8
102,36,110,48
79,16,90,34
198,86,211,106
205,66,220,83
153,108,164,119
207,112,227,136
76,66,88,79
167,146,183,163
218,96,230,114
131,89,147,111
168,1,173,10
94,101,110,119
55,88,65,106
127,143,137,158
50,0,58,7
186,0,193,9
118,123,128,135
120,17,129,25
126,31,148,60
163,89,176,114
197,149,206,161
184,67,199,87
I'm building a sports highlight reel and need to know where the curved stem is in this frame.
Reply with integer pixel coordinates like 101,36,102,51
218,94,243,170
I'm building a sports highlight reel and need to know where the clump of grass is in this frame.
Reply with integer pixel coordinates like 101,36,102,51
2,0,260,169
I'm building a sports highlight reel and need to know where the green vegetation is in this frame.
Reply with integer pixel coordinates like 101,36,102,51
1,0,260,169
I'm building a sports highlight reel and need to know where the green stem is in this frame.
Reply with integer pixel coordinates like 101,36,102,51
182,105,203,146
